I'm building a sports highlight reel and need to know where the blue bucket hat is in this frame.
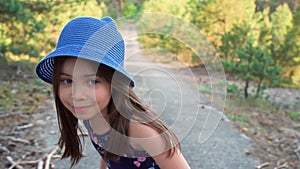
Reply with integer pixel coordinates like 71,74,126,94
35,16,134,86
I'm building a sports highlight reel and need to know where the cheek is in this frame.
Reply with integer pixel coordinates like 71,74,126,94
96,91,111,103
58,87,74,112
58,86,70,102
95,87,111,105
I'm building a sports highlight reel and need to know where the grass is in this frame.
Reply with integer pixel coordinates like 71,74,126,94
224,94,300,168
198,85,211,93
1,55,299,168
0,57,52,114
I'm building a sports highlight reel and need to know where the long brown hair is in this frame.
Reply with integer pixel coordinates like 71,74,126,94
52,57,180,167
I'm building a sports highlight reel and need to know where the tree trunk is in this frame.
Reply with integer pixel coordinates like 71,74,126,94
244,79,249,98
256,77,264,98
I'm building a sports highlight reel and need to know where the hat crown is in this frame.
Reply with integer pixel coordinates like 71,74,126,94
57,16,125,66
35,16,134,86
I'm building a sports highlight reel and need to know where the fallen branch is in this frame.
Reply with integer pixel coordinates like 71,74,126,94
52,154,62,159
6,156,24,169
293,137,300,159
256,162,269,169
45,146,60,169
274,162,288,169
8,157,42,169
0,111,23,119
37,160,44,169
7,146,60,169
0,146,10,153
15,123,34,131
7,136,31,144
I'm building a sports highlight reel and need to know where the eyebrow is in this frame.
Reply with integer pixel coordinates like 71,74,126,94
59,72,98,78
60,73,71,77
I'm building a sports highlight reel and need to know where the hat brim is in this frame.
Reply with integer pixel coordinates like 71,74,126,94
35,45,134,87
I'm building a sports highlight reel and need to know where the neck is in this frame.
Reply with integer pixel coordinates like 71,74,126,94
89,111,110,135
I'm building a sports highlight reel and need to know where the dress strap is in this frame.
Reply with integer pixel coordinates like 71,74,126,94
83,120,92,132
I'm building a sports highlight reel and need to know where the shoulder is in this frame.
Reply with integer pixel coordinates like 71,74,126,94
128,121,191,169
129,120,160,138
128,120,167,156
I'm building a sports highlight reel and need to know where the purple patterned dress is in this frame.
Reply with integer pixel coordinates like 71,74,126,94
83,120,160,169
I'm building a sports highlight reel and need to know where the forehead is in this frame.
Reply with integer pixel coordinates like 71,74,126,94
61,57,100,75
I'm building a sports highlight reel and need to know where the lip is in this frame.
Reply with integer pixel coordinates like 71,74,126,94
73,105,92,112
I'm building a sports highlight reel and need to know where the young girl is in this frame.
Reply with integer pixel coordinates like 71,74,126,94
35,16,190,169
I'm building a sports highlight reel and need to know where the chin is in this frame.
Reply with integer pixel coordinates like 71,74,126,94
73,112,99,121
74,115,92,120
71,112,89,120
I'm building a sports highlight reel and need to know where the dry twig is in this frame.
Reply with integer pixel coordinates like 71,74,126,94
37,161,44,169
45,146,60,169
8,157,43,169
7,146,60,169
274,162,289,169
0,146,10,153
0,112,23,119
256,162,269,169
9,136,31,144
6,156,23,169
15,123,34,131
293,137,300,159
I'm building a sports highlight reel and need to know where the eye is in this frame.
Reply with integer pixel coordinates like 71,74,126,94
61,79,73,85
88,79,100,85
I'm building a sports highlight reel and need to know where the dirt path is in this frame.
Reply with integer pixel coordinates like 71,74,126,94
123,23,259,168
6,22,300,168
42,22,260,168
49,23,299,168
1,14,300,168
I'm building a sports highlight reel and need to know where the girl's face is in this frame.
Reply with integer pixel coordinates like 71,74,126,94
58,57,111,120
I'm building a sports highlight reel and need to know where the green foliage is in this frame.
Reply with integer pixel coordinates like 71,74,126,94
138,0,201,65
1,0,102,60
122,2,139,16
219,3,300,97
97,0,145,18
230,114,238,121
289,111,298,120
255,0,300,13
230,112,247,122
0,55,51,113
222,37,282,98
0,78,51,113
226,83,241,94
138,33,198,65
268,3,300,80
0,0,52,58
198,85,211,93
186,0,299,87
143,0,188,15
186,0,256,48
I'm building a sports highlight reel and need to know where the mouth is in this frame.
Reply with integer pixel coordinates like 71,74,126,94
72,105,93,112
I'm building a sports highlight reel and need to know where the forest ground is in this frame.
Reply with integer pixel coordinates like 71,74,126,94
0,57,299,168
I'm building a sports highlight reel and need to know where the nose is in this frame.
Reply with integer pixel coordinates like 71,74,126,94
71,83,86,100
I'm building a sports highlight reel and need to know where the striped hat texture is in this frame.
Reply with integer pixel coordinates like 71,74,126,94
35,16,134,86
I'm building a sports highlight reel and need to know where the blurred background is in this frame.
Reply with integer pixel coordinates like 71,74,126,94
0,0,300,168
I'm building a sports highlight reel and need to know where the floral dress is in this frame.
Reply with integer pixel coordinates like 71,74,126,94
83,120,160,169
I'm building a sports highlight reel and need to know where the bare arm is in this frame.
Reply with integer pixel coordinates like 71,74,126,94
152,149,190,169
100,159,108,169
129,122,191,169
